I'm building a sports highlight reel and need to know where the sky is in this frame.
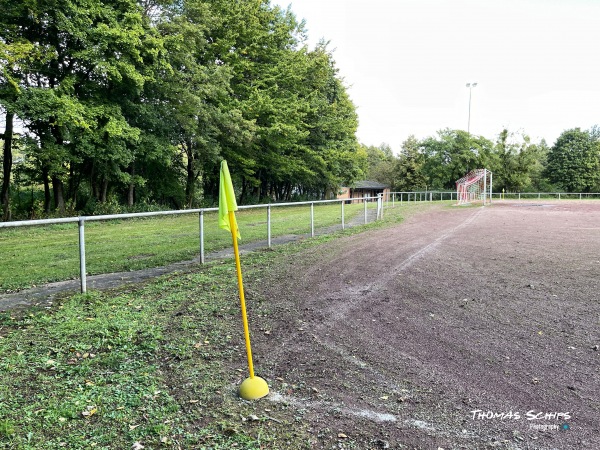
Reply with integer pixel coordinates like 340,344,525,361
272,0,600,153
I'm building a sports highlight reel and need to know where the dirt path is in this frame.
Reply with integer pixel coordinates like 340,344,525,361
253,201,600,449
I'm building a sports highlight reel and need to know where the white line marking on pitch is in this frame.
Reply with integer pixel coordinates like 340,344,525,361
268,391,397,423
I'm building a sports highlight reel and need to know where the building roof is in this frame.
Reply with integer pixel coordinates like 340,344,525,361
352,180,390,189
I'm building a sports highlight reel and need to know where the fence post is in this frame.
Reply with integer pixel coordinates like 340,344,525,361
392,192,395,207
558,193,561,200
310,203,315,237
78,218,87,294
341,201,345,230
267,205,272,248
199,211,205,264
364,195,368,224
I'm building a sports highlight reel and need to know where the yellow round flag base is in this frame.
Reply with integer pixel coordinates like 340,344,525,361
239,376,269,400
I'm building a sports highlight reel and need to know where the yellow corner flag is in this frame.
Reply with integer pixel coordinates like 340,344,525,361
218,160,269,401
219,160,240,240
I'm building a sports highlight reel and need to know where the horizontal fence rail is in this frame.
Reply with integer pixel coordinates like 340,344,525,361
0,195,385,294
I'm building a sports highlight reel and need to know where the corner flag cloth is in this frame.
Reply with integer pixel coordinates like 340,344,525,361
219,160,240,240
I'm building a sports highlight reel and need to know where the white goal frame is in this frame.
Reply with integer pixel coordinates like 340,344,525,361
456,169,493,205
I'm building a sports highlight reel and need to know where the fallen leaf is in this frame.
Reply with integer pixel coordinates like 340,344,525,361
132,442,144,450
81,406,97,417
379,395,389,400
338,433,348,439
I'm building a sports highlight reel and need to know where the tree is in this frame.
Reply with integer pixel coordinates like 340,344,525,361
1,0,362,216
394,135,427,191
0,110,14,220
420,129,493,189
361,143,395,185
545,128,600,192
492,129,547,192
1,0,168,213
0,5,40,220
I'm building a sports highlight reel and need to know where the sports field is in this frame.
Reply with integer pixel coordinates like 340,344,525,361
0,201,598,449
253,200,600,448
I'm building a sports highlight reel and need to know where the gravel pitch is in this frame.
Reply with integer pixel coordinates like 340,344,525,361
253,201,600,449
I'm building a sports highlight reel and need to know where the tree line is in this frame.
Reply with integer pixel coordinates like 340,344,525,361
0,0,362,221
2,2,599,222
363,127,600,194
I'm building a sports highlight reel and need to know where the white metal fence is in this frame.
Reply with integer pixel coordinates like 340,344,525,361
388,191,600,204
0,195,385,293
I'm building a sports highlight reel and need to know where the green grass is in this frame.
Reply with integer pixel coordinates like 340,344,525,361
0,267,281,449
0,202,381,292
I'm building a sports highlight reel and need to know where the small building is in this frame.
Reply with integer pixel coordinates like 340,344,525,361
338,181,391,203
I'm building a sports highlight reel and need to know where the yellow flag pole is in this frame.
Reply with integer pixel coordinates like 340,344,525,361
228,211,269,400
229,211,255,378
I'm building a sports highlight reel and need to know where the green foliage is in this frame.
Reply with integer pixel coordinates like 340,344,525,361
545,128,600,192
361,143,395,186
394,136,427,191
0,0,361,218
491,129,549,192
420,129,494,189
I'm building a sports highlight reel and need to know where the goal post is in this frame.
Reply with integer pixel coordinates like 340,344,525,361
456,168,493,205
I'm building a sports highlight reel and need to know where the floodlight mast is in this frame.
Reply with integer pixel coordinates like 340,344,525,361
466,82,478,135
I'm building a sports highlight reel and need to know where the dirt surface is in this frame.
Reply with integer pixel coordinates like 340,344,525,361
252,201,600,449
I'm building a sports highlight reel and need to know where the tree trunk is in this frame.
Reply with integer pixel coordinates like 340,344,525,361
1,111,14,221
185,141,198,208
185,153,196,208
42,166,51,213
52,176,65,212
100,178,108,203
239,178,248,204
127,162,135,207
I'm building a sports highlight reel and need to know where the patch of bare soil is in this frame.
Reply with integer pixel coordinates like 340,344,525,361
251,201,600,449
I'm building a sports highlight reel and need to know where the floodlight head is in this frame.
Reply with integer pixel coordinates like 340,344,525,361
473,82,478,87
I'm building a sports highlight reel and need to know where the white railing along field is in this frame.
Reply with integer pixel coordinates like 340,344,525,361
387,191,600,205
0,195,385,293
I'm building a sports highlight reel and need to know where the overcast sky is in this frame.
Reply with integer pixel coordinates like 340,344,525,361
273,0,600,153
